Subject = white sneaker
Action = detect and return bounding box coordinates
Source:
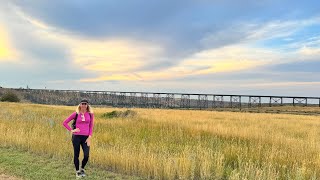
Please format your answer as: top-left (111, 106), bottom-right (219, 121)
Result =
top-left (76, 171), bottom-right (82, 178)
top-left (80, 169), bottom-right (86, 177)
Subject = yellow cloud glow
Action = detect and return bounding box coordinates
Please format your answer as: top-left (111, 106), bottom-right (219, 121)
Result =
top-left (80, 74), bottom-right (142, 82)
top-left (71, 39), bottom-right (162, 73)
top-left (80, 45), bottom-right (275, 82)
top-left (298, 46), bottom-right (320, 56)
top-left (178, 46), bottom-right (272, 75)
top-left (0, 25), bottom-right (17, 60)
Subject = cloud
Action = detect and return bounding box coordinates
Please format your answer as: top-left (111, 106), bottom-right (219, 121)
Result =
top-left (298, 46), bottom-right (320, 57)
top-left (70, 38), bottom-right (163, 73)
top-left (4, 5), bottom-right (166, 81)
top-left (268, 60), bottom-right (320, 74)
top-left (9, 1), bottom-right (190, 38)
top-left (12, 0), bottom-right (312, 60)
top-left (0, 25), bottom-right (18, 61)
top-left (1, 0), bottom-right (320, 96)
top-left (180, 45), bottom-right (273, 71)
top-left (246, 81), bottom-right (320, 88)
top-left (80, 45), bottom-right (279, 82)
top-left (15, 7), bottom-right (319, 84)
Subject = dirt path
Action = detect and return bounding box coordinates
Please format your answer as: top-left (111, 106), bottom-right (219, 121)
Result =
top-left (0, 174), bottom-right (21, 180)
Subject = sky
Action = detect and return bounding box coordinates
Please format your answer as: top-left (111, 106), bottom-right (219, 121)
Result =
top-left (0, 0), bottom-right (319, 97)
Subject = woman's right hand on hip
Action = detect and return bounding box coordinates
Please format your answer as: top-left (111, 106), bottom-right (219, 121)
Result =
top-left (71, 128), bottom-right (80, 133)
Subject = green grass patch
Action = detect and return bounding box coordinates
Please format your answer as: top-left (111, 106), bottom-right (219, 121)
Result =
top-left (0, 146), bottom-right (142, 180)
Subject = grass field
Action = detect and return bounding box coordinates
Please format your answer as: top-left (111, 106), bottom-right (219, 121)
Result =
top-left (1, 102), bottom-right (320, 179)
top-left (0, 146), bottom-right (137, 180)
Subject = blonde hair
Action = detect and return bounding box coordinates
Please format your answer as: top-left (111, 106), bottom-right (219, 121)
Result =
top-left (76, 103), bottom-right (93, 113)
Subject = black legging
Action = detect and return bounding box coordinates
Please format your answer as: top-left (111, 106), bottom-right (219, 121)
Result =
top-left (72, 135), bottom-right (90, 171)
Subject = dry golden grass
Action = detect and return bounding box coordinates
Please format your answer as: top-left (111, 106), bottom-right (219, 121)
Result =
top-left (1, 102), bottom-right (320, 179)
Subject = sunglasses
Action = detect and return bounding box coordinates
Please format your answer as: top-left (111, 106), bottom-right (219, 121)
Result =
top-left (81, 103), bottom-right (88, 105)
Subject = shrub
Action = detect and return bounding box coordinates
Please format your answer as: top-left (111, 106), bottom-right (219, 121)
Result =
top-left (101, 110), bottom-right (137, 119)
top-left (0, 91), bottom-right (20, 102)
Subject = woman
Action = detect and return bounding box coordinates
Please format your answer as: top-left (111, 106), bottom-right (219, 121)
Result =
top-left (63, 99), bottom-right (94, 178)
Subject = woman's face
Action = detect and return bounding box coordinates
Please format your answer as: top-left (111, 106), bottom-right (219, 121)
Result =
top-left (80, 102), bottom-right (88, 111)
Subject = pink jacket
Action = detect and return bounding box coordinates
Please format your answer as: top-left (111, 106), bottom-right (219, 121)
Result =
top-left (63, 112), bottom-right (94, 136)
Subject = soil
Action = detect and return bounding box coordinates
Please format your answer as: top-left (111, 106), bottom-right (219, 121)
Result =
top-left (0, 174), bottom-right (21, 180)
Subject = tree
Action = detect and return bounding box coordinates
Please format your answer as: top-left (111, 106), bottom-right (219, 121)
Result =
top-left (0, 91), bottom-right (20, 102)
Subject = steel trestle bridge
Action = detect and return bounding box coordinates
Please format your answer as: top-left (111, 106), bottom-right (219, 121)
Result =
top-left (2, 88), bottom-right (319, 110)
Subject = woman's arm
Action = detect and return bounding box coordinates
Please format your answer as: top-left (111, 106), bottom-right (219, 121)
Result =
top-left (62, 112), bottom-right (77, 131)
top-left (88, 113), bottom-right (94, 136)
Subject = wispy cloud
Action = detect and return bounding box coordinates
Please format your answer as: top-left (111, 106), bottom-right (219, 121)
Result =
top-left (298, 46), bottom-right (320, 57)
top-left (247, 81), bottom-right (320, 87)
top-left (11, 4), bottom-right (51, 31)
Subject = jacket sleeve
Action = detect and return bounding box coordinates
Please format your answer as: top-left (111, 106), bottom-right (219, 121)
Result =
top-left (88, 113), bottom-right (94, 136)
top-left (62, 112), bottom-right (77, 131)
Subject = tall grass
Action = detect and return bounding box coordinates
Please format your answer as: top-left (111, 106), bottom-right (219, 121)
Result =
top-left (1, 102), bottom-right (320, 179)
